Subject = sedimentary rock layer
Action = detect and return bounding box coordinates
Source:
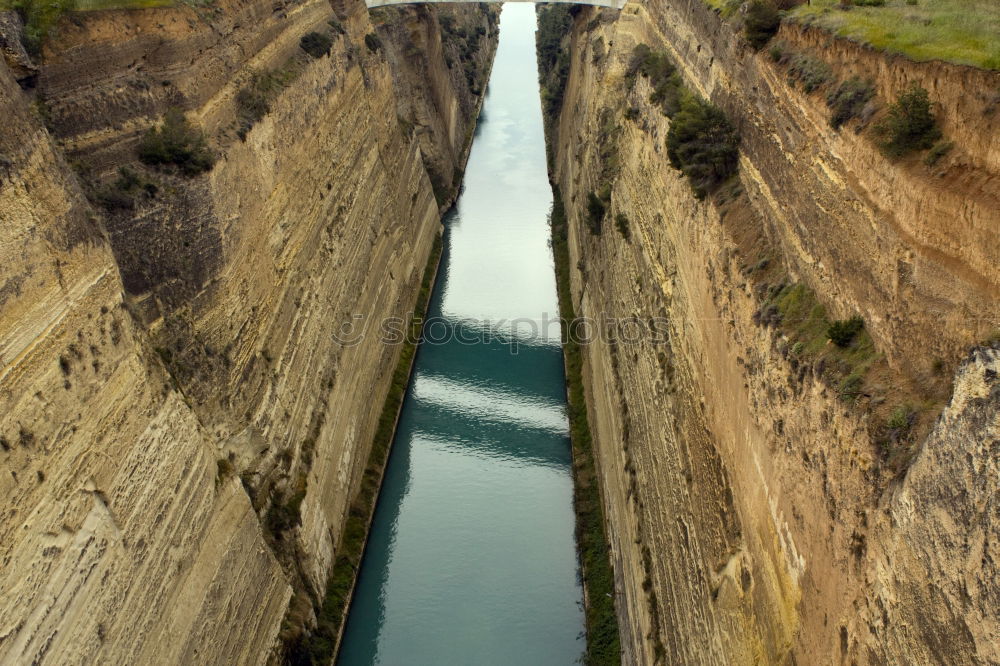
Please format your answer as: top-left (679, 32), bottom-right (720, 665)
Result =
top-left (546, 3), bottom-right (998, 663)
top-left (0, 0), bottom-right (497, 662)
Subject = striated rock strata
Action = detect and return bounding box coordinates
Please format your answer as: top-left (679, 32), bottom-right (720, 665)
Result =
top-left (545, 3), bottom-right (998, 664)
top-left (0, 0), bottom-right (497, 662)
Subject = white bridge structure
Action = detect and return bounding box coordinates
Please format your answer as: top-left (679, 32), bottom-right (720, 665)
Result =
top-left (367, 0), bottom-right (626, 9)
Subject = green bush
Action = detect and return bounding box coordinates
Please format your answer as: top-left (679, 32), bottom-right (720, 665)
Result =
top-left (787, 53), bottom-right (832, 93)
top-left (138, 109), bottom-right (215, 175)
top-left (615, 213), bottom-right (631, 241)
top-left (625, 43), bottom-right (652, 79)
top-left (265, 488), bottom-right (305, 538)
top-left (826, 77), bottom-right (875, 129)
top-left (874, 84), bottom-right (941, 157)
top-left (216, 457), bottom-right (234, 485)
top-left (827, 315), bottom-right (864, 347)
top-left (11, 0), bottom-right (75, 57)
top-left (745, 1), bottom-right (781, 51)
top-left (234, 68), bottom-right (302, 139)
top-left (235, 86), bottom-right (269, 138)
top-left (649, 72), bottom-right (687, 118)
top-left (327, 17), bottom-right (346, 35)
top-left (878, 404), bottom-right (917, 469)
top-left (853, 0), bottom-right (886, 6)
top-left (438, 14), bottom-right (456, 33)
top-left (627, 45), bottom-right (687, 117)
top-left (236, 74), bottom-right (275, 138)
top-left (838, 372), bottom-right (864, 402)
top-left (300, 31), bottom-right (333, 58)
top-left (586, 191), bottom-right (606, 234)
top-left (887, 404), bottom-right (915, 431)
top-left (666, 97), bottom-right (740, 198)
top-left (628, 44), bottom-right (740, 196)
top-left (364, 32), bottom-right (382, 53)
top-left (97, 166), bottom-right (158, 210)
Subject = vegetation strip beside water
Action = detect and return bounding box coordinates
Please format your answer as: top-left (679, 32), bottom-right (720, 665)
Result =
top-left (285, 232), bottom-right (444, 665)
top-left (537, 9), bottom-right (620, 661)
top-left (550, 186), bottom-right (622, 666)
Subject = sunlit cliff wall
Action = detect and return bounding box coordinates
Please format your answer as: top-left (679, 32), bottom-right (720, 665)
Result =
top-left (0, 0), bottom-right (497, 661)
top-left (544, 2), bottom-right (998, 663)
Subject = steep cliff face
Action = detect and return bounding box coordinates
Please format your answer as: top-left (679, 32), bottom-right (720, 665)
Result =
top-left (0, 54), bottom-right (291, 665)
top-left (544, 3), bottom-right (997, 664)
top-left (373, 4), bottom-right (499, 207)
top-left (0, 0), bottom-right (496, 662)
top-left (639, 1), bottom-right (1000, 371)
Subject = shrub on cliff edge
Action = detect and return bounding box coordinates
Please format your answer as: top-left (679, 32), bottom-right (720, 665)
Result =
top-left (873, 84), bottom-right (941, 157)
top-left (826, 77), bottom-right (875, 129)
top-left (96, 166), bottom-right (158, 211)
top-left (787, 52), bottom-right (833, 93)
top-left (666, 97), bottom-right (740, 198)
top-left (615, 213), bottom-right (631, 241)
top-left (923, 140), bottom-right (954, 166)
top-left (364, 32), bottom-right (382, 53)
top-left (586, 191), bottom-right (606, 235)
top-left (744, 1), bottom-right (781, 51)
top-left (300, 31), bottom-right (333, 59)
top-left (627, 45), bottom-right (687, 117)
top-left (138, 109), bottom-right (215, 175)
top-left (11, 0), bottom-right (74, 56)
top-left (827, 315), bottom-right (865, 348)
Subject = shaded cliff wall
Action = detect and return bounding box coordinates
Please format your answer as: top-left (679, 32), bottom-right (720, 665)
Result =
top-left (0, 55), bottom-right (290, 665)
top-left (0, 0), bottom-right (497, 662)
top-left (373, 4), bottom-right (499, 208)
top-left (546, 3), bottom-right (998, 664)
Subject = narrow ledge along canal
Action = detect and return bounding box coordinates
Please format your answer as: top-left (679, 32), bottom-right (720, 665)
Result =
top-left (336, 5), bottom-right (585, 664)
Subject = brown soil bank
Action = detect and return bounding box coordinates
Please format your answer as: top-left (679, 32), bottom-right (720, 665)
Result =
top-left (542, 1), bottom-right (998, 664)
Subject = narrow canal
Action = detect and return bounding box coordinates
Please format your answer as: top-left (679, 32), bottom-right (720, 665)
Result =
top-left (336, 4), bottom-right (585, 664)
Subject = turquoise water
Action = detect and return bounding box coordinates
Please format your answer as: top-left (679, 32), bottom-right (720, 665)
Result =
top-left (335, 5), bottom-right (584, 664)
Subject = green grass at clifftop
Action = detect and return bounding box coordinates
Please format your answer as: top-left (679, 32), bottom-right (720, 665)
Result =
top-left (787, 0), bottom-right (1000, 70)
top-left (699, 0), bottom-right (999, 69)
top-left (73, 0), bottom-right (175, 9)
top-left (0, 0), bottom-right (175, 13)
top-left (1, 0), bottom-right (179, 56)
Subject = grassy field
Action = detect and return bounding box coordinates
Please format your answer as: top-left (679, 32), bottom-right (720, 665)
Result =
top-left (73, 0), bottom-right (175, 10)
top-left (786, 0), bottom-right (1000, 70)
top-left (0, 0), bottom-right (175, 12)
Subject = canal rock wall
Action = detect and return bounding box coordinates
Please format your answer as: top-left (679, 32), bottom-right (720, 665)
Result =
top-left (545, 2), bottom-right (998, 664)
top-left (372, 3), bottom-right (499, 209)
top-left (0, 0), bottom-right (497, 662)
